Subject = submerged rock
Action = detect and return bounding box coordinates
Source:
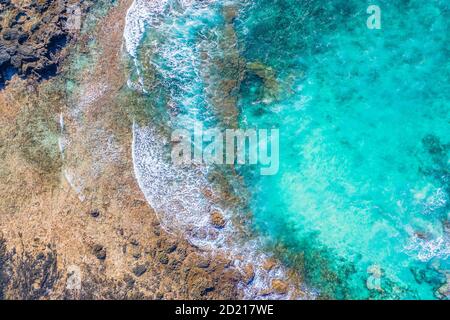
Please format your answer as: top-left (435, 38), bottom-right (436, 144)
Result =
top-left (422, 134), bottom-right (444, 155)
top-left (210, 210), bottom-right (226, 229)
top-left (246, 61), bottom-right (280, 103)
top-left (436, 274), bottom-right (449, 299)
top-left (223, 5), bottom-right (238, 24)
top-left (262, 258), bottom-right (277, 271)
top-left (242, 265), bottom-right (255, 285)
top-left (271, 279), bottom-right (289, 294)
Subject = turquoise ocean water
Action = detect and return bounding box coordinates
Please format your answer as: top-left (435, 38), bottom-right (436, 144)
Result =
top-left (131, 0), bottom-right (449, 299)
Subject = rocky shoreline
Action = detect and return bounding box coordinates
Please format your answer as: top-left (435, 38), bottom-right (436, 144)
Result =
top-left (0, 0), bottom-right (248, 300)
top-left (0, 0), bottom-right (308, 300)
top-left (0, 0), bottom-right (93, 89)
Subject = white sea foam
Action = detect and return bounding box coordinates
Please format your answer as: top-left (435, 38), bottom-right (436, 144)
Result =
top-left (126, 0), bottom-right (314, 299)
top-left (124, 0), bottom-right (213, 57)
top-left (131, 122), bottom-right (228, 247)
top-left (132, 122), bottom-right (313, 299)
top-left (124, 0), bottom-right (166, 58)
top-left (64, 169), bottom-right (86, 202)
top-left (405, 235), bottom-right (450, 262)
top-left (124, 0), bottom-right (219, 128)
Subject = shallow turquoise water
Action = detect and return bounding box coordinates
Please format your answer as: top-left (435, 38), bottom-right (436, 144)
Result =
top-left (237, 0), bottom-right (449, 299)
top-left (134, 0), bottom-right (449, 299)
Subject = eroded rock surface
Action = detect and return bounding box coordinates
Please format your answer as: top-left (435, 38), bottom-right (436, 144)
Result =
top-left (0, 0), bottom-right (246, 300)
top-left (0, 0), bottom-right (308, 301)
top-left (0, 0), bottom-right (91, 88)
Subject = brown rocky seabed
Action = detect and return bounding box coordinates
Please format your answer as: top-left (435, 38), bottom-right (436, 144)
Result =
top-left (0, 0), bottom-right (305, 300)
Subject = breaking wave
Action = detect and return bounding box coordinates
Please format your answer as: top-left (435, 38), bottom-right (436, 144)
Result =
top-left (126, 0), bottom-right (313, 299)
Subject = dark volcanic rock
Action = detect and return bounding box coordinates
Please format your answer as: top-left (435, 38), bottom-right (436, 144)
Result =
top-left (0, 0), bottom-right (91, 89)
top-left (0, 48), bottom-right (10, 66)
top-left (0, 236), bottom-right (9, 300)
top-left (132, 265), bottom-right (148, 277)
top-left (158, 252), bottom-right (169, 265)
top-left (0, 238), bottom-right (59, 300)
top-left (90, 209), bottom-right (100, 218)
top-left (2, 29), bottom-right (19, 41)
top-left (92, 245), bottom-right (107, 260)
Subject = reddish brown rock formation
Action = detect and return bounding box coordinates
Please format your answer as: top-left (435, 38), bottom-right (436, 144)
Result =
top-left (210, 210), bottom-right (226, 229)
top-left (0, 0), bottom-right (245, 300)
top-left (271, 279), bottom-right (289, 294)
